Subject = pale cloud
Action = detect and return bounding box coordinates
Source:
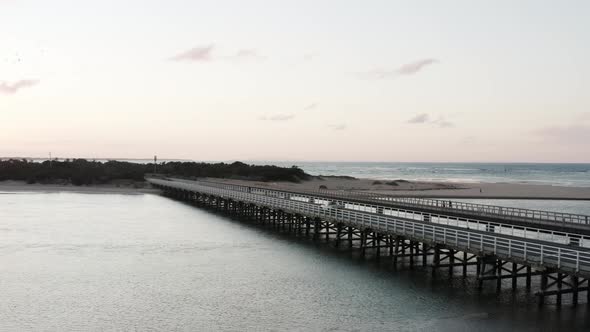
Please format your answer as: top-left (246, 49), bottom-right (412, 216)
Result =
top-left (328, 123), bottom-right (347, 131)
top-left (407, 113), bottom-right (430, 124)
top-left (171, 45), bottom-right (265, 62)
top-left (170, 45), bottom-right (214, 62)
top-left (303, 103), bottom-right (318, 111)
top-left (433, 116), bottom-right (454, 128)
top-left (359, 58), bottom-right (438, 79)
top-left (0, 79), bottom-right (39, 95)
top-left (407, 113), bottom-right (454, 128)
top-left (259, 104), bottom-right (316, 122)
top-left (258, 113), bottom-right (295, 121)
top-left (229, 49), bottom-right (265, 61)
top-left (395, 59), bottom-right (438, 75)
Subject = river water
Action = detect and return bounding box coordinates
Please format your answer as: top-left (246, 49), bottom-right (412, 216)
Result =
top-left (1, 192), bottom-right (590, 331)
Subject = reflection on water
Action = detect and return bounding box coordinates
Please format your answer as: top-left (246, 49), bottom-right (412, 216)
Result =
top-left (1, 192), bottom-right (589, 331)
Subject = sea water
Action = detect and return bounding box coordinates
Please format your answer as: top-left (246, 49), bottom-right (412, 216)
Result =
top-left (264, 162), bottom-right (590, 187)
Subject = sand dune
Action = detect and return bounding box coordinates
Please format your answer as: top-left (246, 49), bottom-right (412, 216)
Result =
top-left (207, 177), bottom-right (590, 200)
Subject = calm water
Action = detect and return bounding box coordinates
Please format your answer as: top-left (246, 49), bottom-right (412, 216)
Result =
top-left (261, 162), bottom-right (590, 187)
top-left (2, 192), bottom-right (590, 331)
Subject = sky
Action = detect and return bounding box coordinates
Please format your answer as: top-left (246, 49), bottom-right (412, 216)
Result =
top-left (1, 0), bottom-right (589, 162)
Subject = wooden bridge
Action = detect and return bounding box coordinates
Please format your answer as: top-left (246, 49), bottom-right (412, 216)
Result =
top-left (148, 176), bottom-right (590, 307)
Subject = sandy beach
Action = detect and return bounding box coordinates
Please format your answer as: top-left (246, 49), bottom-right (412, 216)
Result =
top-left (206, 177), bottom-right (590, 200)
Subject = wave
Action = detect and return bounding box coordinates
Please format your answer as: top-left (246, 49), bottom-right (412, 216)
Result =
top-left (294, 162), bottom-right (590, 187)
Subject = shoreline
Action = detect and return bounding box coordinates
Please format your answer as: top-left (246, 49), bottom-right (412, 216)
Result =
top-left (207, 177), bottom-right (590, 201)
top-left (0, 181), bottom-right (159, 195)
top-left (2, 178), bottom-right (590, 200)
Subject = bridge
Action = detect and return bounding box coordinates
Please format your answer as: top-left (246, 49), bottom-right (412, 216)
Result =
top-left (148, 176), bottom-right (590, 307)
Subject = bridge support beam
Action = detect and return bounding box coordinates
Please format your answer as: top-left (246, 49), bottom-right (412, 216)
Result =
top-left (536, 271), bottom-right (590, 307)
top-left (156, 184), bottom-right (590, 307)
top-left (431, 247), bottom-right (477, 277)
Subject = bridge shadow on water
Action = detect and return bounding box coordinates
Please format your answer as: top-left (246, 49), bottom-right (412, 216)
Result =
top-left (173, 198), bottom-right (590, 331)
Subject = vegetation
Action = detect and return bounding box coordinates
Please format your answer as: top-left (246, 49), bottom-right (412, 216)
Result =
top-left (0, 159), bottom-right (310, 185)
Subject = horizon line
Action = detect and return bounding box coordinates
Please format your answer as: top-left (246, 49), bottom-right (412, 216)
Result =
top-left (1, 156), bottom-right (589, 165)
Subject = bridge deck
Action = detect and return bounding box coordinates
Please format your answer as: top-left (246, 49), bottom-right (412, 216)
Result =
top-left (148, 177), bottom-right (590, 279)
top-left (199, 179), bottom-right (590, 234)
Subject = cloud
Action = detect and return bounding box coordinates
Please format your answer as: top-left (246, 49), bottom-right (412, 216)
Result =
top-left (171, 45), bottom-right (265, 63)
top-left (229, 49), bottom-right (265, 61)
top-left (359, 58), bottom-right (438, 79)
top-left (170, 45), bottom-right (214, 62)
top-left (303, 103), bottom-right (317, 111)
top-left (328, 123), bottom-right (347, 131)
top-left (395, 59), bottom-right (438, 75)
top-left (0, 79), bottom-right (39, 95)
top-left (533, 125), bottom-right (590, 143)
top-left (259, 113), bottom-right (295, 121)
top-left (433, 117), bottom-right (454, 128)
top-left (407, 113), bottom-right (454, 128)
top-left (407, 113), bottom-right (430, 124)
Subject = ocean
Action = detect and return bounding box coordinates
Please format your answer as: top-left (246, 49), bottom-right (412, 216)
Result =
top-left (260, 162), bottom-right (590, 187)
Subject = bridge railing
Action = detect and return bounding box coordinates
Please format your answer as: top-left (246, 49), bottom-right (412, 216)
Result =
top-left (152, 178), bottom-right (590, 248)
top-left (347, 193), bottom-right (590, 225)
top-left (192, 178), bottom-right (590, 226)
top-left (150, 178), bottom-right (590, 277)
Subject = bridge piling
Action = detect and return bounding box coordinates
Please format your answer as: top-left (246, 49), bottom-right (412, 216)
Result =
top-left (432, 245), bottom-right (441, 277)
top-left (360, 231), bottom-right (368, 258)
top-left (151, 179), bottom-right (590, 308)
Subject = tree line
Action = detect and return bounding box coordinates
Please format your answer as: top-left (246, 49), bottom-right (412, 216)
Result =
top-left (0, 159), bottom-right (310, 185)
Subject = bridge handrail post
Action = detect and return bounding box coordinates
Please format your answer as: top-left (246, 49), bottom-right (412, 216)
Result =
top-left (524, 242), bottom-right (527, 260)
